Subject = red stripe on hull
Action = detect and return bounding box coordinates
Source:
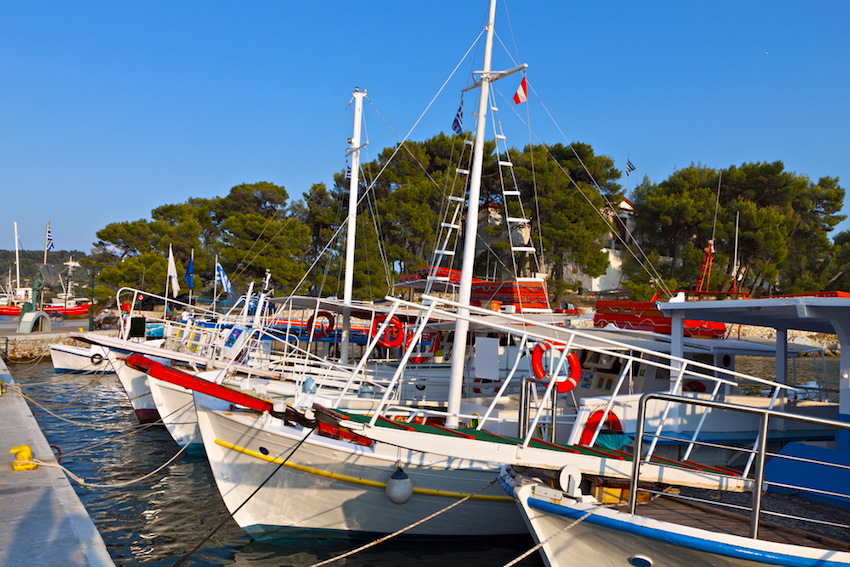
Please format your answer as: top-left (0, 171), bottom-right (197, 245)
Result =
top-left (125, 354), bottom-right (272, 413)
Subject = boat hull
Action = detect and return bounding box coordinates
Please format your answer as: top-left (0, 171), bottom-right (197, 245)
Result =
top-left (49, 344), bottom-right (112, 373)
top-left (148, 377), bottom-right (202, 446)
top-left (509, 479), bottom-right (850, 567)
top-left (195, 393), bottom-right (527, 539)
top-left (106, 349), bottom-right (160, 423)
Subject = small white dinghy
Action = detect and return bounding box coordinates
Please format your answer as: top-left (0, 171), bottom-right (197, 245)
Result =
top-left (49, 344), bottom-right (112, 373)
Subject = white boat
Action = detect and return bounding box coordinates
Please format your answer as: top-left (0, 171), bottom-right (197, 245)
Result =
top-left (49, 343), bottom-right (112, 373)
top-left (128, 0), bottom-right (850, 543)
top-left (501, 388), bottom-right (850, 566)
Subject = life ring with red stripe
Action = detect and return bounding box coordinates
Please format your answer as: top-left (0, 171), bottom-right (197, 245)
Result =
top-left (371, 315), bottom-right (404, 348)
top-left (531, 343), bottom-right (581, 394)
top-left (683, 380), bottom-right (707, 393)
top-left (404, 331), bottom-right (440, 364)
top-left (307, 311), bottom-right (334, 339)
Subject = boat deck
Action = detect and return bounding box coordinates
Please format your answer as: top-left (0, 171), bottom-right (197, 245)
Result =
top-left (634, 494), bottom-right (850, 552)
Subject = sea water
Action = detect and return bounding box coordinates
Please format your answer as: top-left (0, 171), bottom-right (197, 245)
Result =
top-left (9, 361), bottom-right (542, 567)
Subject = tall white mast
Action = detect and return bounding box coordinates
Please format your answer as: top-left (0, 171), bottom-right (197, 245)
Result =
top-left (14, 221), bottom-right (20, 292)
top-left (341, 88), bottom-right (366, 364)
top-left (445, 0), bottom-right (498, 428)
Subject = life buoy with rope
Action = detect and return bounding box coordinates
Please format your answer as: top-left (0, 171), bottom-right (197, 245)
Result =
top-left (531, 343), bottom-right (581, 394)
top-left (404, 331), bottom-right (440, 364)
top-left (307, 311), bottom-right (334, 339)
top-left (90, 352), bottom-right (104, 365)
top-left (370, 315), bottom-right (404, 348)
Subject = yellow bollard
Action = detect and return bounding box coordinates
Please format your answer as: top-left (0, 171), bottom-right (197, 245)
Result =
top-left (9, 445), bottom-right (37, 471)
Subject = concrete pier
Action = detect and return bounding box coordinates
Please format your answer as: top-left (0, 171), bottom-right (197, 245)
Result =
top-left (0, 359), bottom-right (114, 566)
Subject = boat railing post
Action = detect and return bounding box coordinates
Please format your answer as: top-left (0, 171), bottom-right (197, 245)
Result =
top-left (750, 411), bottom-right (769, 539)
top-left (629, 393), bottom-right (650, 515)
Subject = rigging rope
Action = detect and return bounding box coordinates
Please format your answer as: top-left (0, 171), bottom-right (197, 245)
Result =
top-left (496, 83), bottom-right (671, 294)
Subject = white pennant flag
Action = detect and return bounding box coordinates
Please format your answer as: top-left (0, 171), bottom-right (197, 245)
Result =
top-left (166, 244), bottom-right (180, 298)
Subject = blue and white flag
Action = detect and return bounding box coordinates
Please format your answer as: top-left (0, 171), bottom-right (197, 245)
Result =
top-left (345, 165), bottom-right (351, 180)
top-left (452, 98), bottom-right (463, 136)
top-left (215, 259), bottom-right (232, 296)
top-left (626, 159), bottom-right (636, 176)
top-left (46, 226), bottom-right (55, 252)
top-left (184, 249), bottom-right (194, 290)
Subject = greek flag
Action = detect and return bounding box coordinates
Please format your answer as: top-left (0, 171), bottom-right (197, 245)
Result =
top-left (452, 98), bottom-right (463, 136)
top-left (215, 260), bottom-right (232, 296)
top-left (46, 227), bottom-right (55, 252)
top-left (345, 165), bottom-right (351, 180)
top-left (626, 159), bottom-right (636, 176)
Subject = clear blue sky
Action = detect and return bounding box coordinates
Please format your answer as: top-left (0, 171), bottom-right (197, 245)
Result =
top-left (2, 1), bottom-right (848, 255)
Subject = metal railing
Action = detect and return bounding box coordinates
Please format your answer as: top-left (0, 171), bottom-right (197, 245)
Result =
top-left (629, 392), bottom-right (850, 539)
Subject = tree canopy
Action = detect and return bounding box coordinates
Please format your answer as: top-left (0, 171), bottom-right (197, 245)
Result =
top-left (82, 138), bottom-right (846, 305)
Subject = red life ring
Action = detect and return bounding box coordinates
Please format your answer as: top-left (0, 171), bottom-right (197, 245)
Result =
top-left (137, 294), bottom-right (144, 301)
top-left (472, 378), bottom-right (502, 394)
top-left (683, 380), bottom-right (707, 393)
top-left (307, 311), bottom-right (334, 339)
top-left (404, 331), bottom-right (441, 364)
top-left (531, 343), bottom-right (581, 394)
top-left (371, 315), bottom-right (404, 348)
top-left (579, 409), bottom-right (623, 446)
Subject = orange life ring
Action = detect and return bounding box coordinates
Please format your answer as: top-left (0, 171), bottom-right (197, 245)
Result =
top-left (531, 343), bottom-right (581, 394)
top-left (307, 310), bottom-right (334, 339)
top-left (404, 331), bottom-right (440, 364)
top-left (371, 315), bottom-right (404, 348)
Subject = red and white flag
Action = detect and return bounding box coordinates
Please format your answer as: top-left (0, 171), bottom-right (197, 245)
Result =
top-left (513, 77), bottom-right (528, 104)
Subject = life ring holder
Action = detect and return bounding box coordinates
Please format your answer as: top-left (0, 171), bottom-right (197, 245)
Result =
top-left (307, 311), bottom-right (334, 339)
top-left (90, 352), bottom-right (104, 366)
top-left (404, 331), bottom-right (440, 364)
top-left (531, 342), bottom-right (581, 394)
top-left (370, 315), bottom-right (404, 349)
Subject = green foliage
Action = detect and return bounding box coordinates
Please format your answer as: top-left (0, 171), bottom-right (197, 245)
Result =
top-left (79, 133), bottom-right (846, 303)
top-left (629, 161), bottom-right (846, 298)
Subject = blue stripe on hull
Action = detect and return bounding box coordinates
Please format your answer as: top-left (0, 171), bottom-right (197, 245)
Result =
top-left (527, 497), bottom-right (847, 567)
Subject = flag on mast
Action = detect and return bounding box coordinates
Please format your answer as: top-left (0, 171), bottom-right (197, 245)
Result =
top-left (452, 98), bottom-right (463, 135)
top-left (184, 249), bottom-right (194, 290)
top-left (215, 258), bottom-right (232, 296)
top-left (166, 244), bottom-right (180, 298)
top-left (513, 77), bottom-right (528, 104)
top-left (626, 158), bottom-right (636, 176)
top-left (46, 225), bottom-right (55, 252)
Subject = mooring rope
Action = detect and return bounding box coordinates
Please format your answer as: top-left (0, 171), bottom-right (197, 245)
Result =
top-left (60, 400), bottom-right (196, 459)
top-left (502, 503), bottom-right (609, 567)
top-left (309, 476), bottom-right (500, 567)
top-left (25, 429), bottom-right (199, 489)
